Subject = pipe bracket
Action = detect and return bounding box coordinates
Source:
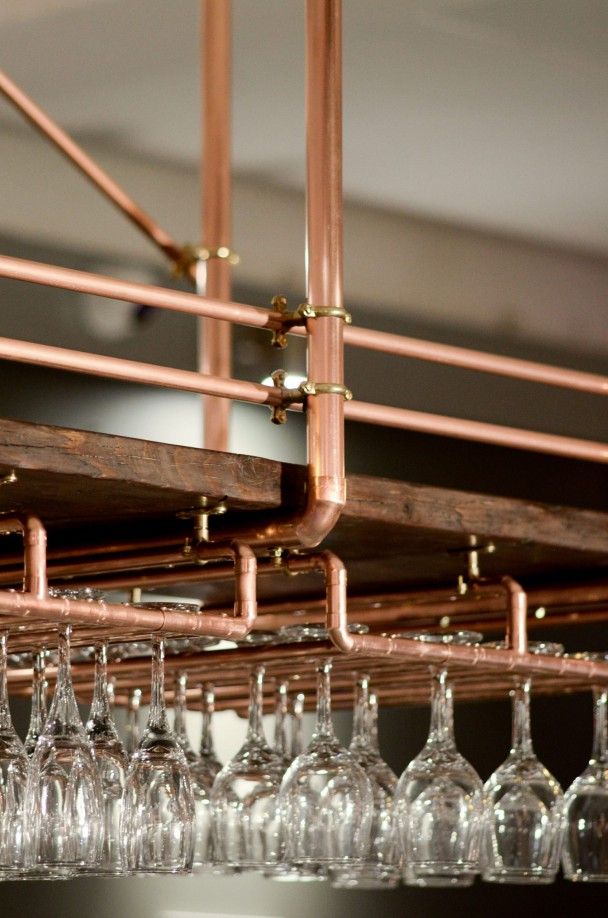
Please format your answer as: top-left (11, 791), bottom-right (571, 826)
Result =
top-left (269, 295), bottom-right (351, 349)
top-left (172, 244), bottom-right (240, 279)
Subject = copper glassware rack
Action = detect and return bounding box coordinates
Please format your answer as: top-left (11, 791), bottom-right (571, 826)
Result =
top-left (0, 0), bottom-right (607, 713)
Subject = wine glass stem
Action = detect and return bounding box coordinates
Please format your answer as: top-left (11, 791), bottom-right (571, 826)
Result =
top-left (200, 683), bottom-right (215, 756)
top-left (0, 632), bottom-right (12, 730)
top-left (351, 674), bottom-right (370, 745)
top-left (314, 662), bottom-right (334, 739)
top-left (148, 637), bottom-right (169, 732)
top-left (274, 680), bottom-right (290, 757)
top-left (592, 686), bottom-right (608, 762)
top-left (428, 667), bottom-right (454, 744)
top-left (511, 677), bottom-right (533, 754)
top-left (90, 641), bottom-right (111, 721)
top-left (246, 666), bottom-right (266, 741)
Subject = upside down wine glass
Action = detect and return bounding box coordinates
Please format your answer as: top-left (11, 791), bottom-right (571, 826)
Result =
top-left (26, 624), bottom-right (103, 876)
top-left (174, 672), bottom-right (213, 869)
top-left (198, 683), bottom-right (222, 781)
top-left (212, 666), bottom-right (284, 872)
top-left (331, 676), bottom-right (400, 889)
top-left (482, 642), bottom-right (564, 884)
top-left (0, 631), bottom-right (29, 876)
top-left (562, 653), bottom-right (608, 882)
top-left (84, 640), bottom-right (128, 875)
top-left (279, 661), bottom-right (373, 871)
top-left (394, 631), bottom-right (485, 888)
top-left (24, 650), bottom-right (48, 756)
top-left (121, 637), bottom-right (194, 874)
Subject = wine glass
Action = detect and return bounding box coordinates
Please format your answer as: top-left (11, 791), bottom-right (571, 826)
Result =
top-left (174, 672), bottom-right (213, 870)
top-left (562, 652), bottom-right (608, 881)
top-left (124, 687), bottom-right (142, 755)
top-left (331, 677), bottom-right (400, 889)
top-left (83, 640), bottom-right (128, 875)
top-left (212, 665), bottom-right (284, 871)
top-left (25, 623), bottom-right (104, 876)
top-left (0, 631), bottom-right (29, 876)
top-left (394, 631), bottom-right (484, 888)
top-left (279, 661), bottom-right (373, 871)
top-left (24, 650), bottom-right (48, 756)
top-left (121, 637), bottom-right (194, 874)
top-left (197, 683), bottom-right (222, 781)
top-left (482, 641), bottom-right (564, 885)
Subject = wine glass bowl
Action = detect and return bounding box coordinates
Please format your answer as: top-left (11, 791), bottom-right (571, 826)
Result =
top-left (211, 666), bottom-right (284, 871)
top-left (26, 624), bottom-right (104, 876)
top-left (481, 642), bottom-right (565, 885)
top-left (84, 640), bottom-right (128, 875)
top-left (562, 653), bottom-right (608, 882)
top-left (279, 661), bottom-right (373, 870)
top-left (394, 631), bottom-right (485, 888)
top-left (121, 637), bottom-right (194, 875)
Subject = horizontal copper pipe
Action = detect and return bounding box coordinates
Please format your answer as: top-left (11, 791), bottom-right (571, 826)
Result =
top-left (0, 71), bottom-right (185, 269)
top-left (0, 254), bottom-right (284, 330)
top-left (343, 325), bottom-right (608, 397)
top-left (0, 335), bottom-right (281, 407)
top-left (345, 399), bottom-right (608, 463)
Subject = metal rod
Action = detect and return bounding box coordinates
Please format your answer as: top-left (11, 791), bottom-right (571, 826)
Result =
top-left (0, 254), bottom-right (281, 329)
top-left (200, 0), bottom-right (233, 451)
top-left (0, 335), bottom-right (282, 407)
top-left (345, 400), bottom-right (608, 463)
top-left (0, 70), bottom-right (186, 270)
top-left (343, 325), bottom-right (608, 397)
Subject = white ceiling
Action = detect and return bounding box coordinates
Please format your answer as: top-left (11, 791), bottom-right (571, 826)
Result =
top-left (2, 0), bottom-right (608, 255)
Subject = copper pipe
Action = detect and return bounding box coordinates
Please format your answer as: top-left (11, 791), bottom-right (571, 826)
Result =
top-left (343, 325), bottom-right (608, 397)
top-left (497, 576), bottom-right (527, 655)
top-left (345, 400), bottom-right (608, 464)
top-left (0, 540), bottom-right (257, 640)
top-left (0, 514), bottom-right (47, 599)
top-left (210, 0), bottom-right (346, 550)
top-left (0, 255), bottom-right (283, 330)
top-left (324, 562), bottom-right (608, 684)
top-left (0, 70), bottom-right (186, 270)
top-left (0, 335), bottom-right (282, 407)
top-left (200, 0), bottom-right (233, 451)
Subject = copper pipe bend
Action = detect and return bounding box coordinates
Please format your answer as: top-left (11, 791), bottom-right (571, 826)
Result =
top-left (0, 514), bottom-right (47, 600)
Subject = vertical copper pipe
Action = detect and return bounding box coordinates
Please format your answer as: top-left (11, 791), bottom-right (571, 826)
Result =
top-left (200, 0), bottom-right (233, 451)
top-left (502, 576), bottom-right (528, 655)
top-left (0, 515), bottom-right (47, 600)
top-left (300, 0), bottom-right (346, 545)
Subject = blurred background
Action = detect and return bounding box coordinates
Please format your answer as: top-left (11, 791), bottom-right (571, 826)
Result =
top-left (0, 0), bottom-right (607, 914)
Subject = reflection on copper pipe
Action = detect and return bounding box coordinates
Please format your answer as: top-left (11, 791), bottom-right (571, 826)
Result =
top-left (345, 400), bottom-right (608, 464)
top-left (200, 0), bottom-right (233, 452)
top-left (343, 325), bottom-right (608, 397)
top-left (0, 254), bottom-right (283, 330)
top-left (0, 335), bottom-right (282, 407)
top-left (0, 71), bottom-right (185, 269)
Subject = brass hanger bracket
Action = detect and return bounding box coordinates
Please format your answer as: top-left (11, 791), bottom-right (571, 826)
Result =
top-left (270, 294), bottom-right (352, 349)
top-left (269, 369), bottom-right (352, 425)
top-left (172, 244), bottom-right (240, 279)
